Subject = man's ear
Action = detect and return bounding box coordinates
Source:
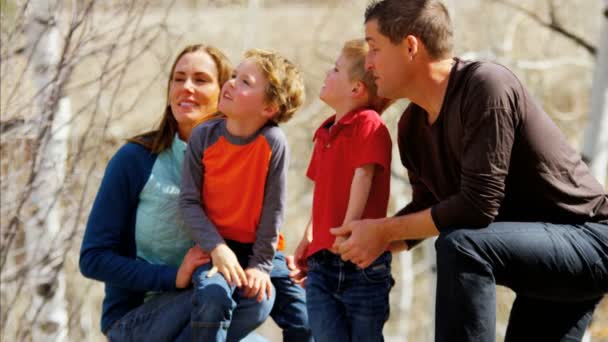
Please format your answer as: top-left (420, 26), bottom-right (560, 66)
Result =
top-left (405, 35), bottom-right (419, 59)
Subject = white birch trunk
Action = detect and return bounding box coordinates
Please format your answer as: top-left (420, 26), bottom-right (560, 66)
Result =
top-left (26, 0), bottom-right (71, 339)
top-left (582, 3), bottom-right (608, 188)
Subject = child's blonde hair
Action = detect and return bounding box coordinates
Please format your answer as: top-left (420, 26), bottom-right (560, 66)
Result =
top-left (341, 39), bottom-right (392, 113)
top-left (244, 49), bottom-right (306, 124)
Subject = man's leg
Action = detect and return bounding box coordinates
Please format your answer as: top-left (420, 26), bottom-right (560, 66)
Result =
top-left (434, 222), bottom-right (608, 342)
top-left (270, 252), bottom-right (313, 342)
top-left (106, 290), bottom-right (192, 342)
top-left (191, 263), bottom-right (236, 342)
top-left (505, 295), bottom-right (600, 342)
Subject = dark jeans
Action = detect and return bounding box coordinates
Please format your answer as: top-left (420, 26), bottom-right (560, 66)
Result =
top-left (306, 250), bottom-right (393, 342)
top-left (270, 252), bottom-right (313, 342)
top-left (435, 221), bottom-right (608, 342)
top-left (106, 290), bottom-right (192, 342)
top-left (191, 262), bottom-right (275, 342)
top-left (106, 251), bottom-right (310, 342)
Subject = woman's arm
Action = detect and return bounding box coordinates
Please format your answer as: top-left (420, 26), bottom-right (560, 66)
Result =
top-left (79, 144), bottom-right (179, 292)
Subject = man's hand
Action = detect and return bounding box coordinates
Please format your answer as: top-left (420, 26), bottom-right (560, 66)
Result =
top-left (243, 268), bottom-right (273, 302)
top-left (176, 246), bottom-right (211, 289)
top-left (209, 244), bottom-right (248, 287)
top-left (330, 218), bottom-right (389, 268)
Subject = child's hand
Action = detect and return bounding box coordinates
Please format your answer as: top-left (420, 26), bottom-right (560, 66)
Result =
top-left (294, 237), bottom-right (311, 271)
top-left (331, 234), bottom-right (350, 254)
top-left (209, 244), bottom-right (248, 287)
top-left (176, 246), bottom-right (211, 289)
top-left (243, 268), bottom-right (273, 302)
top-left (286, 254), bottom-right (307, 288)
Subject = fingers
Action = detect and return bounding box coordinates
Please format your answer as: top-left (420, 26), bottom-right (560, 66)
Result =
top-left (207, 266), bottom-right (218, 278)
top-left (261, 280), bottom-right (272, 303)
top-left (239, 266), bottom-right (250, 288)
top-left (329, 224), bottom-right (351, 237)
top-left (285, 255), bottom-right (297, 271)
top-left (293, 275), bottom-right (306, 288)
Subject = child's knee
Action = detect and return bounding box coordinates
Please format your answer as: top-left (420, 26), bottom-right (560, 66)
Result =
top-left (192, 283), bottom-right (235, 322)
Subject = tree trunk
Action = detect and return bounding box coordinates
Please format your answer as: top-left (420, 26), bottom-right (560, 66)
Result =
top-left (25, 0), bottom-right (71, 339)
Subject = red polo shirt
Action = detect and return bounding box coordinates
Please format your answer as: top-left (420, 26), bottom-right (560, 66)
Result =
top-left (306, 108), bottom-right (392, 258)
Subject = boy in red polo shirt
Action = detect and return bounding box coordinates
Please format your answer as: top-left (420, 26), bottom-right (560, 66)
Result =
top-left (293, 39), bottom-right (393, 342)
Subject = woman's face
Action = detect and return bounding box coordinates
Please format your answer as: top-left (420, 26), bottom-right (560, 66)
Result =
top-left (169, 51), bottom-right (221, 138)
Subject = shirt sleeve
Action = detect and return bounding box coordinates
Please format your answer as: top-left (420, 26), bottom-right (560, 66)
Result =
top-left (352, 112), bottom-right (392, 171)
top-left (79, 144), bottom-right (178, 292)
top-left (431, 66), bottom-right (520, 230)
top-left (179, 125), bottom-right (225, 252)
top-left (248, 128), bottom-right (286, 272)
top-left (394, 170), bottom-right (438, 250)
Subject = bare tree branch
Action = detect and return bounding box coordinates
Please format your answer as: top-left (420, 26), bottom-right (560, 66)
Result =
top-left (490, 0), bottom-right (596, 55)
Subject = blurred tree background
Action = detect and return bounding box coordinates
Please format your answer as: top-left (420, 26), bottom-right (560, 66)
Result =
top-left (1, 0), bottom-right (606, 341)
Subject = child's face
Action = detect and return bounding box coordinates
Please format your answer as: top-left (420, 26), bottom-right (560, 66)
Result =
top-left (218, 58), bottom-right (273, 120)
top-left (320, 53), bottom-right (356, 107)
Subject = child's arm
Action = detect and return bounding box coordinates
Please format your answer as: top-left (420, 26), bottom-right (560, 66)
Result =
top-left (289, 218), bottom-right (312, 288)
top-left (332, 164), bottom-right (375, 250)
top-left (179, 124), bottom-right (247, 287)
top-left (343, 164), bottom-right (375, 223)
top-left (294, 218), bottom-right (312, 270)
top-left (244, 129), bottom-right (288, 300)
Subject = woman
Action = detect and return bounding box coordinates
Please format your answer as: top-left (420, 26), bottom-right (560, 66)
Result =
top-left (80, 44), bottom-right (311, 341)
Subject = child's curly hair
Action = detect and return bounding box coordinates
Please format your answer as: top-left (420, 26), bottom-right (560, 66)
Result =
top-left (244, 49), bottom-right (305, 124)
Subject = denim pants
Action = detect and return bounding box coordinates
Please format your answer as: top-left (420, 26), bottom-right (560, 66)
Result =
top-left (435, 221), bottom-right (608, 342)
top-left (105, 290), bottom-right (192, 342)
top-left (105, 252), bottom-right (308, 342)
top-left (270, 252), bottom-right (313, 342)
top-left (191, 261), bottom-right (275, 342)
top-left (306, 250), bottom-right (393, 342)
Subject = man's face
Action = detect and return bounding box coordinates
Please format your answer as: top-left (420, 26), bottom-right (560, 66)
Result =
top-left (365, 19), bottom-right (411, 100)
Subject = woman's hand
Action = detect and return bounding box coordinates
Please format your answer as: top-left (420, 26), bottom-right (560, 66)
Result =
top-left (243, 268), bottom-right (273, 302)
top-left (176, 246), bottom-right (210, 289)
top-left (208, 244), bottom-right (248, 287)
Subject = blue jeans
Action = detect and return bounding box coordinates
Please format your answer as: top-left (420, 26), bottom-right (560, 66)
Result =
top-left (306, 250), bottom-right (393, 342)
top-left (435, 222), bottom-right (608, 342)
top-left (192, 262), bottom-right (275, 342)
top-left (270, 252), bottom-right (313, 342)
top-left (106, 290), bottom-right (192, 342)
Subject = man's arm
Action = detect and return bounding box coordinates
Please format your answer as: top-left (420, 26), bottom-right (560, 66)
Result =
top-left (332, 208), bottom-right (439, 268)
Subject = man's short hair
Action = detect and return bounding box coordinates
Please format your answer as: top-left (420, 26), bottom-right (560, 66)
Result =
top-left (365, 0), bottom-right (453, 60)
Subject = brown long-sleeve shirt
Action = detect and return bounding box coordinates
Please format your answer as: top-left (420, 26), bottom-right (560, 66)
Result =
top-left (397, 58), bottom-right (608, 231)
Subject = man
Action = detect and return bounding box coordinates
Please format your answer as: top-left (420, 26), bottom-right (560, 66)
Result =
top-left (330, 1), bottom-right (608, 341)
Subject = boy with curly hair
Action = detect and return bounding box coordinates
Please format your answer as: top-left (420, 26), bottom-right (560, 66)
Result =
top-left (179, 48), bottom-right (305, 341)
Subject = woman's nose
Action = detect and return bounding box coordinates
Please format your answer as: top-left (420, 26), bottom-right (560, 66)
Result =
top-left (184, 78), bottom-right (195, 91)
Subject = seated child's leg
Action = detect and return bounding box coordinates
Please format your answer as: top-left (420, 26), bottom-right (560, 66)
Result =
top-left (305, 251), bottom-right (350, 342)
top-left (191, 263), bottom-right (237, 342)
top-left (344, 251), bottom-right (393, 342)
top-left (269, 252), bottom-right (313, 342)
top-left (227, 284), bottom-right (276, 341)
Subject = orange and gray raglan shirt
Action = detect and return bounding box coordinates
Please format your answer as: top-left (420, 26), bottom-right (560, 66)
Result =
top-left (179, 118), bottom-right (287, 273)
